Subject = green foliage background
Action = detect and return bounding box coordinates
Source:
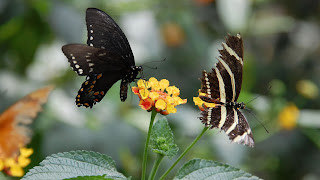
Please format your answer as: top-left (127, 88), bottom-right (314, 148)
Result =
top-left (1, 0), bottom-right (320, 179)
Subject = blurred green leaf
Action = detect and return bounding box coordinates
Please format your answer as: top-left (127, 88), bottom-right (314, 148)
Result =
top-left (301, 128), bottom-right (320, 149)
top-left (22, 150), bottom-right (126, 180)
top-left (174, 159), bottom-right (261, 180)
top-left (66, 175), bottom-right (115, 180)
top-left (150, 118), bottom-right (179, 159)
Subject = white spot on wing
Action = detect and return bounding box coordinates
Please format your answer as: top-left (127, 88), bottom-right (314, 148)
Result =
top-left (78, 69), bottom-right (83, 74)
top-left (204, 71), bottom-right (212, 98)
top-left (75, 64), bottom-right (80, 69)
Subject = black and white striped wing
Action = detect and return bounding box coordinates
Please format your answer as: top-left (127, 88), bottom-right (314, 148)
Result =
top-left (200, 107), bottom-right (254, 147)
top-left (200, 34), bottom-right (243, 103)
top-left (199, 34), bottom-right (254, 147)
top-left (86, 8), bottom-right (135, 67)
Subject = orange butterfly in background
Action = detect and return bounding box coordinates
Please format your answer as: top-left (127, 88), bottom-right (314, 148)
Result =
top-left (0, 86), bottom-right (53, 177)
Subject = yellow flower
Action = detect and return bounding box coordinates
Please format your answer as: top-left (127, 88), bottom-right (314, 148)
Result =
top-left (132, 77), bottom-right (187, 115)
top-left (278, 103), bottom-right (299, 130)
top-left (155, 99), bottom-right (166, 110)
top-left (296, 80), bottom-right (318, 99)
top-left (9, 165), bottom-right (24, 177)
top-left (193, 90), bottom-right (216, 111)
top-left (0, 160), bottom-right (3, 171)
top-left (0, 147), bottom-right (33, 177)
top-left (20, 147), bottom-right (33, 158)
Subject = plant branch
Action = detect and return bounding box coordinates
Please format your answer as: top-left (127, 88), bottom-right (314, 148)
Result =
top-left (141, 109), bottom-right (157, 180)
top-left (159, 126), bottom-right (209, 180)
top-left (148, 154), bottom-right (164, 180)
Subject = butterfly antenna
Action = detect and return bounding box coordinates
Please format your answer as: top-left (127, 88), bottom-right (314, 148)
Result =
top-left (140, 58), bottom-right (166, 70)
top-left (141, 64), bottom-right (157, 70)
top-left (143, 58), bottom-right (166, 64)
top-left (244, 108), bottom-right (269, 133)
top-left (246, 85), bottom-right (272, 105)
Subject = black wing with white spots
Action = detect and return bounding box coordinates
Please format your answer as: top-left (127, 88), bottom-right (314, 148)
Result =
top-left (62, 8), bottom-right (142, 108)
top-left (86, 8), bottom-right (135, 67)
top-left (62, 44), bottom-right (130, 76)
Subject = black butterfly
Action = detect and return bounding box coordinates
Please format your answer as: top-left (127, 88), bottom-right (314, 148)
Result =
top-left (62, 8), bottom-right (142, 108)
top-left (199, 34), bottom-right (254, 147)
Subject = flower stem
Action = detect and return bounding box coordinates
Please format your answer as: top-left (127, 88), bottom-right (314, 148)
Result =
top-left (159, 126), bottom-right (209, 180)
top-left (141, 109), bottom-right (157, 180)
top-left (148, 154), bottom-right (164, 180)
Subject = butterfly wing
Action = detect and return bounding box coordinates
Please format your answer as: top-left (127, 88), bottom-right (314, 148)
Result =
top-left (76, 72), bottom-right (124, 108)
top-left (0, 86), bottom-right (53, 159)
top-left (200, 34), bottom-right (244, 103)
top-left (62, 44), bottom-right (129, 76)
top-left (199, 34), bottom-right (254, 147)
top-left (201, 107), bottom-right (254, 147)
top-left (86, 8), bottom-right (135, 67)
top-left (63, 8), bottom-right (140, 107)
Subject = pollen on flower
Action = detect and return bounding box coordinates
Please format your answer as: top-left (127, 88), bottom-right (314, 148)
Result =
top-left (132, 77), bottom-right (187, 115)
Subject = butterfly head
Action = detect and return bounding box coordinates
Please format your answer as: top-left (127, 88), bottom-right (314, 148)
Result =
top-left (237, 102), bottom-right (246, 109)
top-left (129, 66), bottom-right (143, 81)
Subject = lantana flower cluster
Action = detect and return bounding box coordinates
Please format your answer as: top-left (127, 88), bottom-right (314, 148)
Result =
top-left (132, 77), bottom-right (187, 115)
top-left (193, 90), bottom-right (216, 111)
top-left (0, 147), bottom-right (33, 177)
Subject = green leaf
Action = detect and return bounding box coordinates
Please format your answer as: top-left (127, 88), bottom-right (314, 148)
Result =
top-left (22, 150), bottom-right (127, 180)
top-left (174, 159), bottom-right (261, 180)
top-left (150, 118), bottom-right (179, 159)
top-left (66, 175), bottom-right (114, 180)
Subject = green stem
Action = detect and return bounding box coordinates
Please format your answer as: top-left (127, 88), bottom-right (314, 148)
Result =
top-left (159, 126), bottom-right (209, 180)
top-left (141, 109), bottom-right (157, 180)
top-left (148, 154), bottom-right (164, 180)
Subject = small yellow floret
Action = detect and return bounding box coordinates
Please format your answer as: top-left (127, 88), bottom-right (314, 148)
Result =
top-left (155, 99), bottom-right (166, 110)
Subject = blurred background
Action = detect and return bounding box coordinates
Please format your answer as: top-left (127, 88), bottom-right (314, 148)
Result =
top-left (0, 0), bottom-right (320, 179)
